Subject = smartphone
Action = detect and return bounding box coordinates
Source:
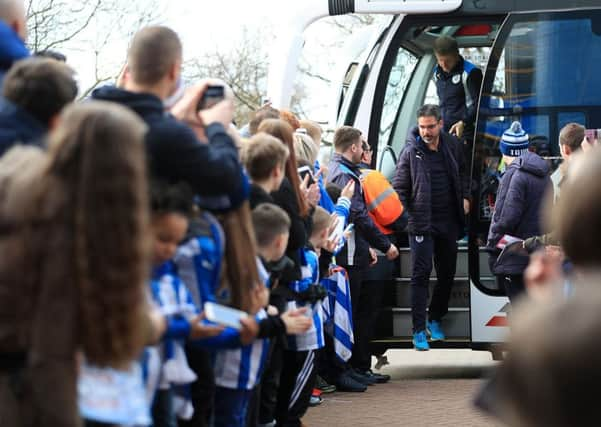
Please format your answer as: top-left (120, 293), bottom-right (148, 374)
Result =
top-left (585, 128), bottom-right (601, 144)
top-left (297, 165), bottom-right (315, 186)
top-left (197, 85), bottom-right (225, 111)
top-left (203, 301), bottom-right (247, 330)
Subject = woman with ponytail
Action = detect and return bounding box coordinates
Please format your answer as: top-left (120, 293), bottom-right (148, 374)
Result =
top-left (0, 101), bottom-right (151, 427)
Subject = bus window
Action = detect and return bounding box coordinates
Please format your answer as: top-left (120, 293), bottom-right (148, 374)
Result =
top-left (471, 9), bottom-right (601, 292)
top-left (378, 47), bottom-right (418, 148)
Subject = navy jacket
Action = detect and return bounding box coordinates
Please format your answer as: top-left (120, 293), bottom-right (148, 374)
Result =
top-left (0, 98), bottom-right (46, 158)
top-left (487, 152), bottom-right (551, 274)
top-left (92, 86), bottom-right (242, 197)
top-left (434, 57), bottom-right (482, 138)
top-left (392, 127), bottom-right (469, 238)
top-left (0, 21), bottom-right (29, 89)
top-left (328, 153), bottom-right (391, 268)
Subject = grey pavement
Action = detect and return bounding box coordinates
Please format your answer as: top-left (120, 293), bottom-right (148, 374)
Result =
top-left (303, 349), bottom-right (502, 426)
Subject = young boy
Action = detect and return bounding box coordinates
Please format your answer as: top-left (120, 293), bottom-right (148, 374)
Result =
top-left (250, 203), bottom-right (313, 427)
top-left (241, 132), bottom-right (289, 208)
top-left (274, 206), bottom-right (335, 427)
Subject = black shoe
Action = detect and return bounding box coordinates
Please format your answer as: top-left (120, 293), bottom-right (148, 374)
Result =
top-left (348, 368), bottom-right (377, 386)
top-left (359, 369), bottom-right (390, 384)
top-left (335, 372), bottom-right (367, 392)
top-left (316, 375), bottom-right (337, 393)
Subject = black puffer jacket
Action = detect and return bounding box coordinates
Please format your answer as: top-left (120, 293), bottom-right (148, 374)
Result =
top-left (487, 152), bottom-right (551, 274)
top-left (392, 127), bottom-right (469, 238)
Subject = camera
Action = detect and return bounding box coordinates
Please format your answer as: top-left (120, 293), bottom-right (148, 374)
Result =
top-left (197, 85), bottom-right (225, 111)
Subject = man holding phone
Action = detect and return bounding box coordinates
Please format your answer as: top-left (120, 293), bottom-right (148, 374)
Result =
top-left (92, 26), bottom-right (242, 199)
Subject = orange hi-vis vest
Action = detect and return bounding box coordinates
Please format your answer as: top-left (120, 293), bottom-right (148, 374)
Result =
top-left (359, 168), bottom-right (403, 235)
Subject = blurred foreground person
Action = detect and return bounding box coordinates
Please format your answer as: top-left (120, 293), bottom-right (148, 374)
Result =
top-left (492, 286), bottom-right (601, 427)
top-left (0, 102), bottom-right (151, 427)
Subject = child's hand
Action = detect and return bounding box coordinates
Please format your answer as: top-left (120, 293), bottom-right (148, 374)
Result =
top-left (340, 180), bottom-right (356, 200)
top-left (267, 305), bottom-right (279, 316)
top-left (281, 308), bottom-right (312, 335)
top-left (188, 313), bottom-right (225, 340)
top-left (239, 317), bottom-right (259, 345)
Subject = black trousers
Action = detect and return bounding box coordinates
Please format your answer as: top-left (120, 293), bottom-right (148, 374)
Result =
top-left (274, 350), bottom-right (316, 427)
top-left (177, 345), bottom-right (215, 427)
top-left (409, 233), bottom-right (458, 332)
top-left (496, 273), bottom-right (525, 303)
top-left (343, 266), bottom-right (376, 372)
top-left (257, 336), bottom-right (283, 425)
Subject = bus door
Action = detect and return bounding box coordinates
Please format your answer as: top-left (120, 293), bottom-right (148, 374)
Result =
top-left (470, 7), bottom-right (601, 344)
top-left (367, 17), bottom-right (504, 348)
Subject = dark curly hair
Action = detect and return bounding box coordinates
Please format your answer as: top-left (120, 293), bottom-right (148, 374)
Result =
top-left (150, 180), bottom-right (194, 218)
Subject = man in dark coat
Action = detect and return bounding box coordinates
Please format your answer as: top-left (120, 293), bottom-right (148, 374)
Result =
top-left (92, 26), bottom-right (243, 199)
top-left (433, 35), bottom-right (483, 146)
top-left (392, 104), bottom-right (470, 351)
top-left (0, 58), bottom-right (77, 158)
top-left (0, 0), bottom-right (29, 89)
top-left (328, 126), bottom-right (398, 387)
top-left (487, 121), bottom-right (551, 301)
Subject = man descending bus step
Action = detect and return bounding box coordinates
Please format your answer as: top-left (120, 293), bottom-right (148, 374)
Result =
top-left (392, 104), bottom-right (470, 351)
top-left (328, 126), bottom-right (399, 389)
top-left (433, 35), bottom-right (483, 150)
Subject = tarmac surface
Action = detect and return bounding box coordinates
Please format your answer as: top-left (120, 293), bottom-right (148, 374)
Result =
top-left (303, 349), bottom-right (502, 426)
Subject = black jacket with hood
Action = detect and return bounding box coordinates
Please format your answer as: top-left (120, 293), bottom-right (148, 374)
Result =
top-left (487, 151), bottom-right (551, 275)
top-left (92, 86), bottom-right (242, 197)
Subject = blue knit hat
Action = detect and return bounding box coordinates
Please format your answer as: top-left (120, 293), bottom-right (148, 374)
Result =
top-left (500, 121), bottom-right (529, 157)
top-left (195, 169), bottom-right (250, 213)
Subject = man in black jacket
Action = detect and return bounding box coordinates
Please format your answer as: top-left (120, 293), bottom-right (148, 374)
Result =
top-left (328, 126), bottom-right (398, 387)
top-left (0, 57), bottom-right (77, 157)
top-left (92, 26), bottom-right (242, 198)
top-left (392, 104), bottom-right (470, 351)
top-left (433, 36), bottom-right (483, 146)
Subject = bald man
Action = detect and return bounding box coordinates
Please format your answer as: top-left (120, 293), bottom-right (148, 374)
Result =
top-left (0, 0), bottom-right (29, 87)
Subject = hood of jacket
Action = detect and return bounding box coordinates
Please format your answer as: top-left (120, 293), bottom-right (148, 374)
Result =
top-left (0, 99), bottom-right (46, 157)
top-left (510, 151), bottom-right (550, 178)
top-left (92, 85), bottom-right (164, 117)
top-left (0, 21), bottom-right (29, 72)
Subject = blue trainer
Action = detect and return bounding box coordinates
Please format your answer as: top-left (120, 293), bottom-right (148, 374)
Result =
top-left (427, 320), bottom-right (445, 341)
top-left (412, 330), bottom-right (430, 351)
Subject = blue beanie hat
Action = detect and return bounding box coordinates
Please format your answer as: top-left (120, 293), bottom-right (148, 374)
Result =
top-left (195, 168), bottom-right (250, 213)
top-left (500, 121), bottom-right (529, 157)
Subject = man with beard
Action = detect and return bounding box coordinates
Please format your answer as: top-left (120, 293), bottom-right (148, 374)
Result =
top-left (392, 104), bottom-right (470, 351)
top-left (327, 126), bottom-right (398, 390)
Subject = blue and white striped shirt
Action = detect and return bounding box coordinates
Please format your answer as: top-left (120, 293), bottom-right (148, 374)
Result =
top-left (212, 260), bottom-right (271, 390)
top-left (286, 248), bottom-right (326, 351)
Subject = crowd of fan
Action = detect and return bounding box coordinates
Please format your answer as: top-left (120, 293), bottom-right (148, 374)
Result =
top-left (0, 2), bottom-right (400, 426)
top-left (2, 1), bottom-right (601, 426)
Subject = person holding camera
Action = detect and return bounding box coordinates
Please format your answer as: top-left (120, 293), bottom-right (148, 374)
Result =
top-left (92, 26), bottom-right (243, 199)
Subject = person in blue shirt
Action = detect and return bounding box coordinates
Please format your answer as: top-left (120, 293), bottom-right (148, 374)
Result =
top-left (0, 0), bottom-right (29, 89)
top-left (0, 57), bottom-right (78, 158)
top-left (147, 181), bottom-right (225, 427)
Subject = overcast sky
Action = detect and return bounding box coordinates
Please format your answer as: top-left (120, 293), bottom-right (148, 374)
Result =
top-left (58, 0), bottom-right (381, 120)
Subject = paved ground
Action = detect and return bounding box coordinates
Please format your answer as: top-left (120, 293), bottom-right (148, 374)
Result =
top-left (303, 349), bottom-right (502, 426)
